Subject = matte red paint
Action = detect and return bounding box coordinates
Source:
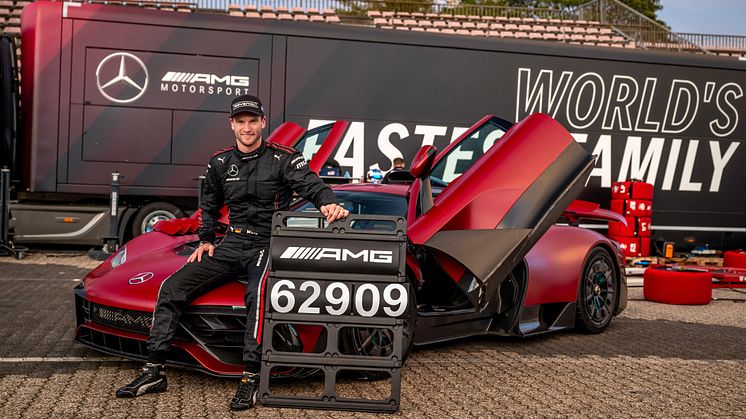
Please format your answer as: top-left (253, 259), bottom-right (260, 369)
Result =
top-left (524, 226), bottom-right (611, 305)
top-left (78, 322), bottom-right (244, 375)
top-left (407, 114), bottom-right (578, 245)
top-left (266, 122), bottom-right (305, 146)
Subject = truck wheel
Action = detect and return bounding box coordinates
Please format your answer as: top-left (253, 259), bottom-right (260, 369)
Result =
top-left (131, 202), bottom-right (184, 236)
top-left (575, 247), bottom-right (618, 334)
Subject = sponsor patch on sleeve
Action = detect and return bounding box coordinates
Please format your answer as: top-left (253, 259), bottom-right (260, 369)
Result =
top-left (291, 155), bottom-right (307, 169)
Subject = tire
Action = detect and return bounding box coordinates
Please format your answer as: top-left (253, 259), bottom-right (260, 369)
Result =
top-left (575, 247), bottom-right (618, 334)
top-left (724, 250), bottom-right (746, 269)
top-left (643, 267), bottom-right (711, 305)
top-left (131, 202), bottom-right (185, 237)
top-left (338, 281), bottom-right (417, 380)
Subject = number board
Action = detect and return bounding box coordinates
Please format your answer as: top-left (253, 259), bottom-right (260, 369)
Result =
top-left (267, 278), bottom-right (410, 318)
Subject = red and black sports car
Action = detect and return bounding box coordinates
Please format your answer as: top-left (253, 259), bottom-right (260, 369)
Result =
top-left (74, 113), bottom-right (628, 376)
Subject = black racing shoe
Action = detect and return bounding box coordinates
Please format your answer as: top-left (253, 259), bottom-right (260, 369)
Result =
top-left (115, 363), bottom-right (168, 398)
top-left (230, 371), bottom-right (259, 411)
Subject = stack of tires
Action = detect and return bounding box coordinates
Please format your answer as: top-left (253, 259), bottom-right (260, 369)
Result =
top-left (608, 180), bottom-right (653, 258)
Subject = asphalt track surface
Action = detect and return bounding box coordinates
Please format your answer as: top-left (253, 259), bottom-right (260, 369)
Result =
top-left (0, 252), bottom-right (744, 418)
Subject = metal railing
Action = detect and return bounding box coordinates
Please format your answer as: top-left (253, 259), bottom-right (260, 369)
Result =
top-left (675, 32), bottom-right (746, 52)
top-left (575, 0), bottom-right (711, 54)
top-left (198, 0), bottom-right (331, 11)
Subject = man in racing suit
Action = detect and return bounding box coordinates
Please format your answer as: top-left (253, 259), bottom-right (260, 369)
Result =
top-left (116, 95), bottom-right (349, 410)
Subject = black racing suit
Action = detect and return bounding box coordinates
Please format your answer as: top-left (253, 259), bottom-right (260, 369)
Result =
top-left (146, 140), bottom-right (336, 371)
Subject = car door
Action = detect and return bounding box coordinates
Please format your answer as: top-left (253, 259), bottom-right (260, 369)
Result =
top-left (407, 113), bottom-right (596, 310)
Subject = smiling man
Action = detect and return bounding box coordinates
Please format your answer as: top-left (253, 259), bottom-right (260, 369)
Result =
top-left (115, 95), bottom-right (349, 410)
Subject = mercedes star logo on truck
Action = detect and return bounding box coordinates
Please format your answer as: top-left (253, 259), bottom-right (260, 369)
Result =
top-left (96, 52), bottom-right (149, 104)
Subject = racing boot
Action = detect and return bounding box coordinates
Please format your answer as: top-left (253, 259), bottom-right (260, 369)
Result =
top-left (230, 371), bottom-right (259, 410)
top-left (115, 363), bottom-right (168, 398)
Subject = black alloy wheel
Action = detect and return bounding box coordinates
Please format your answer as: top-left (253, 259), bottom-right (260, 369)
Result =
top-left (575, 247), bottom-right (618, 334)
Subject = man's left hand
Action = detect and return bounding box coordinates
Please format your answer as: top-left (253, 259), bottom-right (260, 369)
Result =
top-left (320, 203), bottom-right (349, 223)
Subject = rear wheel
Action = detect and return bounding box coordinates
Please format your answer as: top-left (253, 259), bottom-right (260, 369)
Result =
top-left (575, 247), bottom-right (618, 334)
top-left (131, 202), bottom-right (184, 237)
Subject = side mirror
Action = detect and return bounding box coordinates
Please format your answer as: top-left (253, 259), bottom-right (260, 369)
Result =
top-left (409, 145), bottom-right (437, 179)
top-left (410, 145), bottom-right (438, 215)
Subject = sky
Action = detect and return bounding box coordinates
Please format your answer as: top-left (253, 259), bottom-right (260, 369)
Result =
top-left (658, 0), bottom-right (746, 36)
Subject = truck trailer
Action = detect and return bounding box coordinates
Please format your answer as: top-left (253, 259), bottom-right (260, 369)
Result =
top-left (3, 1), bottom-right (744, 249)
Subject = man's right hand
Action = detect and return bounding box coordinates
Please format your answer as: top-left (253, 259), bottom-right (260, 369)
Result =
top-left (188, 242), bottom-right (215, 263)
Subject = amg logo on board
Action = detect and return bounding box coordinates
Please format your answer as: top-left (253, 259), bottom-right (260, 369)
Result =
top-left (280, 246), bottom-right (393, 264)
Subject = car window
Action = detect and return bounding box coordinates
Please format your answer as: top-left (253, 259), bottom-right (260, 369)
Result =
top-left (293, 123), bottom-right (334, 161)
top-left (290, 190), bottom-right (406, 229)
top-left (429, 118), bottom-right (511, 187)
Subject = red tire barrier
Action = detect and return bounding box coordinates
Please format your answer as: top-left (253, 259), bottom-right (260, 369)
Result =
top-left (611, 181), bottom-right (654, 200)
top-left (608, 216), bottom-right (651, 237)
top-left (643, 267), bottom-right (712, 305)
top-left (640, 237), bottom-right (650, 256)
top-left (610, 236), bottom-right (640, 258)
top-left (723, 250), bottom-right (746, 269)
top-left (610, 199), bottom-right (653, 217)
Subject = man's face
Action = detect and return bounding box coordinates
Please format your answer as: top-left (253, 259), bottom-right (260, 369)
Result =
top-left (230, 113), bottom-right (266, 151)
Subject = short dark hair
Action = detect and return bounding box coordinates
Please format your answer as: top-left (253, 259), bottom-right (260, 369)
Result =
top-left (393, 157), bottom-right (405, 167)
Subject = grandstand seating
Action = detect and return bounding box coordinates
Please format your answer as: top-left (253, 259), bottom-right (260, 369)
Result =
top-left (227, 3), bottom-right (340, 23)
top-left (1, 1), bottom-right (744, 59)
top-left (367, 11), bottom-right (634, 47)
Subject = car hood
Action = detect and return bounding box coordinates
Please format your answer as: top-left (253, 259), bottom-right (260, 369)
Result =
top-left (83, 232), bottom-right (245, 312)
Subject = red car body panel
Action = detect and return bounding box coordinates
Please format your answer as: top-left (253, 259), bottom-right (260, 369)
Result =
top-left (80, 322), bottom-right (244, 375)
top-left (84, 234), bottom-right (188, 311)
top-left (266, 122), bottom-right (306, 146)
top-left (523, 226), bottom-right (612, 305)
top-left (408, 114), bottom-right (581, 244)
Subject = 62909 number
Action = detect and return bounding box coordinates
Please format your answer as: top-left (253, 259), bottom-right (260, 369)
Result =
top-left (269, 280), bottom-right (408, 318)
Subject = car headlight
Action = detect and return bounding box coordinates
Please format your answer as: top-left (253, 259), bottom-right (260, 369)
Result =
top-left (111, 246), bottom-right (127, 268)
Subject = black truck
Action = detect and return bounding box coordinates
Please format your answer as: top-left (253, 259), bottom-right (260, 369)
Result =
top-left (1, 1), bottom-right (743, 250)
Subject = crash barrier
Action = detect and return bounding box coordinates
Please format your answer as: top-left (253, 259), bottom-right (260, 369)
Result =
top-left (609, 180), bottom-right (653, 258)
top-left (259, 211), bottom-right (409, 412)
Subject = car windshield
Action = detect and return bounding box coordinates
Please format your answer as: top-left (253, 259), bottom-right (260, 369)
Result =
top-left (294, 190), bottom-right (407, 217)
top-left (429, 118), bottom-right (512, 187)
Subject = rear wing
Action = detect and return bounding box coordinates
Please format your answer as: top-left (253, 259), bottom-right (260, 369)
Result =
top-left (563, 200), bottom-right (627, 226)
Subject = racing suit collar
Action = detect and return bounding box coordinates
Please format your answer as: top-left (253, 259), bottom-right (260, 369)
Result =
top-left (234, 140), bottom-right (266, 161)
